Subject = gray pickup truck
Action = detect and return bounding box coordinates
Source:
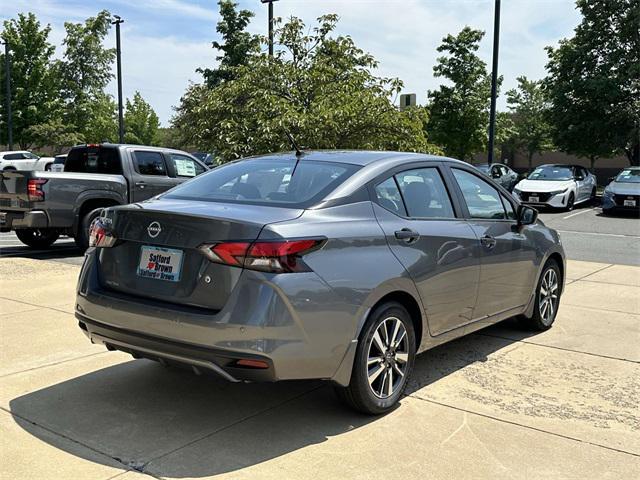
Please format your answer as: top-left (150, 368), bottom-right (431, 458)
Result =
top-left (0, 143), bottom-right (207, 249)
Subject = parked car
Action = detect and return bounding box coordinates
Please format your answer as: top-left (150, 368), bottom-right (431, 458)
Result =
top-left (76, 150), bottom-right (565, 414)
top-left (512, 164), bottom-right (597, 210)
top-left (0, 151), bottom-right (55, 171)
top-left (602, 166), bottom-right (640, 215)
top-left (474, 163), bottom-right (519, 191)
top-left (191, 152), bottom-right (217, 167)
top-left (0, 143), bottom-right (207, 249)
top-left (49, 154), bottom-right (67, 172)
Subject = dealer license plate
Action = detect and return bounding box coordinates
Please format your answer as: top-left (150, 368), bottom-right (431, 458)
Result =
top-left (137, 246), bottom-right (183, 282)
top-left (624, 199), bottom-right (636, 207)
top-left (529, 195), bottom-right (540, 203)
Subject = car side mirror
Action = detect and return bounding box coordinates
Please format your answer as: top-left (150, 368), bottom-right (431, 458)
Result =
top-left (608, 176), bottom-right (615, 182)
top-left (575, 174), bottom-right (584, 181)
top-left (518, 205), bottom-right (538, 226)
top-left (492, 172), bottom-right (500, 179)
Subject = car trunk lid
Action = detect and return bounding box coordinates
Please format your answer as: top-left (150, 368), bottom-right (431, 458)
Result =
top-left (96, 198), bottom-right (303, 311)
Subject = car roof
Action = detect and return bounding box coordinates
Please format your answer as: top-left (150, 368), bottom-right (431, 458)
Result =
top-left (538, 164), bottom-right (585, 169)
top-left (241, 150), bottom-right (452, 167)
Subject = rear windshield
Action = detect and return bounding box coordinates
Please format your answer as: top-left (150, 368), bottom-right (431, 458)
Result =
top-left (164, 158), bottom-right (360, 208)
top-left (64, 146), bottom-right (122, 174)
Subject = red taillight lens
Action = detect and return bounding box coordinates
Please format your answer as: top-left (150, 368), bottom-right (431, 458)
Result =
top-left (88, 217), bottom-right (116, 248)
top-left (27, 179), bottom-right (47, 201)
top-left (199, 238), bottom-right (325, 273)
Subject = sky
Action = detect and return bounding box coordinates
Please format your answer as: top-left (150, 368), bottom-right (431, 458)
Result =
top-left (0, 0), bottom-right (582, 126)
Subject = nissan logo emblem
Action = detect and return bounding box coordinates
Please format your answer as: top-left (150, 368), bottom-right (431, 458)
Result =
top-left (147, 221), bottom-right (162, 238)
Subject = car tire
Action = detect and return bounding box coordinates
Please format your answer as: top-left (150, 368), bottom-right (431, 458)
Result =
top-left (15, 228), bottom-right (59, 248)
top-left (334, 301), bottom-right (416, 415)
top-left (565, 192), bottom-right (575, 211)
top-left (74, 208), bottom-right (104, 250)
top-left (519, 259), bottom-right (561, 331)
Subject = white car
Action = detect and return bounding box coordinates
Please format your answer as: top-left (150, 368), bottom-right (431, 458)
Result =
top-left (0, 151), bottom-right (55, 171)
top-left (513, 164), bottom-right (597, 211)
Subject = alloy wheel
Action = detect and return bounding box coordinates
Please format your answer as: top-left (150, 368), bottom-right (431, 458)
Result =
top-left (539, 268), bottom-right (559, 325)
top-left (366, 316), bottom-right (409, 399)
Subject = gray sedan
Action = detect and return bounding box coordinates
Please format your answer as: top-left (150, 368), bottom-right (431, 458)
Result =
top-left (76, 151), bottom-right (565, 414)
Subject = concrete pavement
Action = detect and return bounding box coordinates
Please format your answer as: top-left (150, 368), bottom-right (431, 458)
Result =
top-left (0, 257), bottom-right (638, 479)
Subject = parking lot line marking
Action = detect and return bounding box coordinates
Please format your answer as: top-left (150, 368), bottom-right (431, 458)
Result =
top-left (557, 230), bottom-right (639, 238)
top-left (562, 208), bottom-right (595, 220)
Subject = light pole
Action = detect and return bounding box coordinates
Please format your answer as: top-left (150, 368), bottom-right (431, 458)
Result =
top-left (112, 15), bottom-right (124, 143)
top-left (487, 0), bottom-right (501, 164)
top-left (261, 0), bottom-right (279, 57)
top-left (1, 40), bottom-right (13, 150)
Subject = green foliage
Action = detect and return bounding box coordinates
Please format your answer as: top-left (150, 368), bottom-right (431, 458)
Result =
top-left (0, 13), bottom-right (61, 149)
top-left (58, 9), bottom-right (116, 141)
top-left (506, 76), bottom-right (553, 168)
top-left (174, 15), bottom-right (440, 161)
top-left (545, 0), bottom-right (640, 166)
top-left (24, 119), bottom-right (83, 153)
top-left (197, 0), bottom-right (260, 88)
top-left (84, 93), bottom-right (118, 143)
top-left (124, 91), bottom-right (160, 145)
top-left (426, 27), bottom-right (495, 161)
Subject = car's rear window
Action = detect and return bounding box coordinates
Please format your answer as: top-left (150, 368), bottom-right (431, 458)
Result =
top-left (64, 146), bottom-right (122, 174)
top-left (164, 158), bottom-right (360, 208)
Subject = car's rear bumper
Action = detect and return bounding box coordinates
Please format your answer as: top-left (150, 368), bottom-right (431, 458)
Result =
top-left (0, 210), bottom-right (49, 231)
top-left (75, 249), bottom-right (361, 384)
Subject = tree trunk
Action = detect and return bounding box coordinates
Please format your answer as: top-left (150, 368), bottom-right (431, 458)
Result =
top-left (590, 156), bottom-right (597, 170)
top-left (626, 142), bottom-right (640, 167)
top-left (528, 151), bottom-right (533, 170)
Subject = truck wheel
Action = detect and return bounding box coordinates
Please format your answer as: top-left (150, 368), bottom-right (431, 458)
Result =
top-left (15, 229), bottom-right (59, 249)
top-left (74, 208), bottom-right (104, 250)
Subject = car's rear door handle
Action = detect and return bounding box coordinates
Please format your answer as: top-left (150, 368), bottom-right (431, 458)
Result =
top-left (480, 235), bottom-right (497, 249)
top-left (395, 229), bottom-right (420, 242)
top-left (135, 181), bottom-right (146, 189)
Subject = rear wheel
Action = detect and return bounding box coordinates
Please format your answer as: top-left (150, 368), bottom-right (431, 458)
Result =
top-left (15, 228), bottom-right (59, 248)
top-left (74, 208), bottom-right (104, 250)
top-left (520, 259), bottom-right (561, 331)
top-left (335, 302), bottom-right (416, 414)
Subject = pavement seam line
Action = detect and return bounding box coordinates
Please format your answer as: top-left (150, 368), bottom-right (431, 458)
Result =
top-left (475, 332), bottom-right (640, 364)
top-left (140, 384), bottom-right (324, 475)
top-left (0, 352), bottom-right (109, 379)
top-left (0, 405), bottom-right (137, 474)
top-left (569, 263), bottom-right (614, 282)
top-left (560, 300), bottom-right (638, 316)
top-left (578, 279), bottom-right (640, 287)
top-left (407, 396), bottom-right (640, 458)
top-left (0, 295), bottom-right (75, 316)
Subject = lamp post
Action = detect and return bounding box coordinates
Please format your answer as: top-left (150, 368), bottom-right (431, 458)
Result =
top-left (112, 15), bottom-right (125, 143)
top-left (260, 0), bottom-right (279, 57)
top-left (1, 40), bottom-right (13, 150)
top-left (487, 0), bottom-right (501, 164)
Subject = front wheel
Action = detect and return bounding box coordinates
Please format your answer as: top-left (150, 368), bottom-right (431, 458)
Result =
top-left (334, 302), bottom-right (416, 414)
top-left (565, 193), bottom-right (575, 212)
top-left (15, 228), bottom-right (59, 248)
top-left (74, 208), bottom-right (104, 250)
top-left (520, 259), bottom-right (561, 331)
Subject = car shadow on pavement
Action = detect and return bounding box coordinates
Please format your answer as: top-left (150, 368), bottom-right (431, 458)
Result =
top-left (8, 331), bottom-right (521, 477)
top-left (0, 244), bottom-right (83, 260)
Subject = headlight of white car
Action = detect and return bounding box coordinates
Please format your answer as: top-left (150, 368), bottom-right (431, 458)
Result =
top-left (548, 189), bottom-right (568, 196)
top-left (513, 187), bottom-right (521, 195)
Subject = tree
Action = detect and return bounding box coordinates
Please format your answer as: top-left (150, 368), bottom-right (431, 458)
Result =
top-left (197, 0), bottom-right (260, 88)
top-left (506, 76), bottom-right (553, 169)
top-left (545, 0), bottom-right (640, 167)
top-left (84, 93), bottom-right (118, 143)
top-left (124, 91), bottom-right (159, 145)
top-left (58, 10), bottom-right (116, 140)
top-left (25, 119), bottom-right (82, 153)
top-left (0, 13), bottom-right (61, 149)
top-left (426, 27), bottom-right (495, 161)
top-left (173, 15), bottom-right (440, 161)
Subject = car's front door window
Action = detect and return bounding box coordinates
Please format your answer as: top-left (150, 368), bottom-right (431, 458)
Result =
top-left (451, 169), bottom-right (506, 220)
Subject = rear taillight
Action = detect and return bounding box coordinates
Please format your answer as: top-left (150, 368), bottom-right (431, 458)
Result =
top-left (198, 238), bottom-right (325, 273)
top-left (88, 217), bottom-right (117, 248)
top-left (27, 179), bottom-right (47, 201)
